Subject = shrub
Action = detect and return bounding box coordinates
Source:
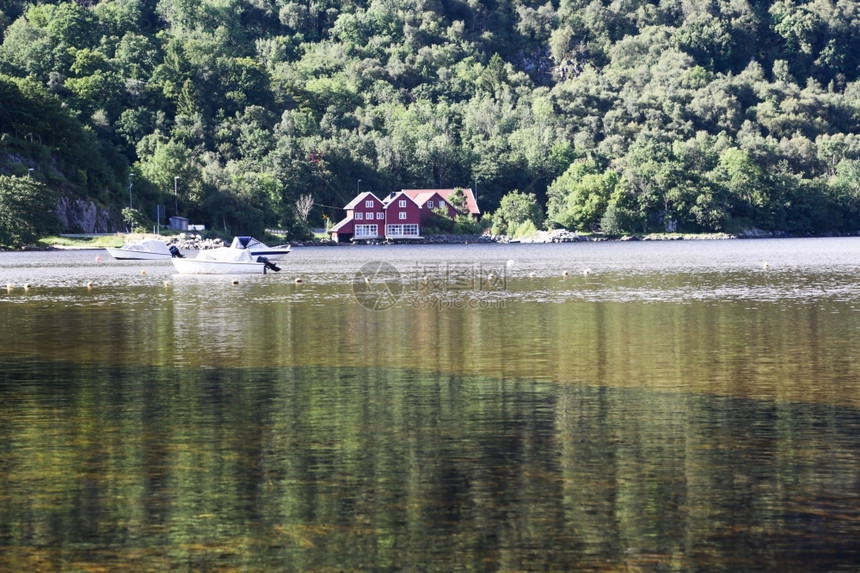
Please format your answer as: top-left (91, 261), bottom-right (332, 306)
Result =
top-left (0, 175), bottom-right (59, 247)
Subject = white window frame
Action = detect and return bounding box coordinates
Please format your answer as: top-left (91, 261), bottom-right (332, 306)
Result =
top-left (386, 223), bottom-right (419, 237)
top-left (399, 211), bottom-right (407, 220)
top-left (355, 212), bottom-right (363, 220)
top-left (355, 224), bottom-right (378, 237)
top-left (365, 200), bottom-right (374, 208)
top-left (398, 199), bottom-right (407, 207)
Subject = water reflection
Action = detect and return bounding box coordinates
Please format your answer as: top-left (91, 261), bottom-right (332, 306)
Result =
top-left (1, 238), bottom-right (860, 570)
top-left (2, 362), bottom-right (860, 570)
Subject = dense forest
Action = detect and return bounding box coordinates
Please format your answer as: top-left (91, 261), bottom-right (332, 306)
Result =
top-left (2, 0), bottom-right (860, 243)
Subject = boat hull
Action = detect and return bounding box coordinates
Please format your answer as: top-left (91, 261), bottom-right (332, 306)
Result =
top-left (172, 258), bottom-right (272, 274)
top-left (105, 248), bottom-right (173, 261)
top-left (249, 248), bottom-right (290, 261)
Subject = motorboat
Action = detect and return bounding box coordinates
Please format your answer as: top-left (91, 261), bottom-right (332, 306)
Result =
top-left (229, 236), bottom-right (291, 261)
top-left (106, 239), bottom-right (176, 260)
top-left (172, 246), bottom-right (281, 274)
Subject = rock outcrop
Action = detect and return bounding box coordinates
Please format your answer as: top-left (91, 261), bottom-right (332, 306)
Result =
top-left (55, 196), bottom-right (113, 233)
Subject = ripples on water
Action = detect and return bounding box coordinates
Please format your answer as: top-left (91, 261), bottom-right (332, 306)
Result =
top-left (1, 237), bottom-right (860, 571)
top-left (3, 238), bottom-right (858, 305)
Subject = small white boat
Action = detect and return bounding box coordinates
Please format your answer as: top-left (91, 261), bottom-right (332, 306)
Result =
top-left (172, 246), bottom-right (281, 274)
top-left (106, 239), bottom-right (176, 260)
top-left (229, 236), bottom-right (291, 261)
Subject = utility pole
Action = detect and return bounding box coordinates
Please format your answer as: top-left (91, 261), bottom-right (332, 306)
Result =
top-left (128, 173), bottom-right (135, 209)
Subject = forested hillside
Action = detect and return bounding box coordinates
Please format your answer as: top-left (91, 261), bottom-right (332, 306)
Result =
top-left (2, 0), bottom-right (860, 240)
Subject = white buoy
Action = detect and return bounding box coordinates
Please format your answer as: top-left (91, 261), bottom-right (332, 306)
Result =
top-left (231, 279), bottom-right (239, 285)
top-left (584, 268), bottom-right (592, 276)
top-left (562, 270), bottom-right (569, 277)
top-left (295, 277), bottom-right (304, 284)
top-left (506, 259), bottom-right (515, 267)
top-left (763, 261), bottom-right (770, 269)
top-left (529, 272), bottom-right (537, 278)
top-left (6, 283), bottom-right (13, 291)
top-left (87, 281), bottom-right (94, 289)
top-left (24, 283), bottom-right (32, 290)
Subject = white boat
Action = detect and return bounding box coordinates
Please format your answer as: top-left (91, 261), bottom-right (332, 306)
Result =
top-left (172, 246), bottom-right (281, 274)
top-left (106, 239), bottom-right (176, 260)
top-left (229, 236), bottom-right (291, 261)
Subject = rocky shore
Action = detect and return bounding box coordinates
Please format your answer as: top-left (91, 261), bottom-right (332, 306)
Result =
top-left (327, 228), bottom-right (789, 245)
top-left (416, 227), bottom-right (843, 244)
top-left (289, 228), bottom-right (815, 246)
top-left (166, 233), bottom-right (227, 250)
top-left (41, 227), bottom-right (851, 252)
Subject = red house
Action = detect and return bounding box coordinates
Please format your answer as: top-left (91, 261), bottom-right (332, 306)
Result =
top-left (402, 190), bottom-right (458, 221)
top-left (383, 191), bottom-right (422, 239)
top-left (329, 188), bottom-right (479, 243)
top-left (400, 188), bottom-right (480, 220)
top-left (328, 191), bottom-right (386, 241)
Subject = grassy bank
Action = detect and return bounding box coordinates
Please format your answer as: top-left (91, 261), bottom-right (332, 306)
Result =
top-left (41, 233), bottom-right (156, 249)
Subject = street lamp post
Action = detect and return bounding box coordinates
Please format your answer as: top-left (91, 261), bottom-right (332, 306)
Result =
top-left (357, 179), bottom-right (361, 195)
top-left (174, 176), bottom-right (179, 215)
top-left (128, 173), bottom-right (134, 209)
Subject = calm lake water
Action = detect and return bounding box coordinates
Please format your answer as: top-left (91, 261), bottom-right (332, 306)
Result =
top-left (1, 238), bottom-right (859, 571)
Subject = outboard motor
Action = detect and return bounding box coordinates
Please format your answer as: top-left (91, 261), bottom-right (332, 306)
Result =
top-left (257, 256), bottom-right (281, 273)
top-left (169, 245), bottom-right (184, 258)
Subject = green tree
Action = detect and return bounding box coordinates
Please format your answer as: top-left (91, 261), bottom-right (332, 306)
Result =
top-left (828, 159), bottom-right (860, 230)
top-left (710, 147), bottom-right (770, 228)
top-left (136, 135), bottom-right (189, 185)
top-left (449, 188), bottom-right (468, 214)
top-left (601, 184), bottom-right (643, 235)
top-left (0, 175), bottom-right (59, 247)
top-left (491, 189), bottom-right (543, 236)
top-left (620, 138), bottom-right (686, 232)
top-left (546, 158), bottom-right (618, 231)
top-left (0, 11), bottom-right (52, 76)
top-left (4, 0), bottom-right (860, 238)
top-left (121, 206), bottom-right (148, 232)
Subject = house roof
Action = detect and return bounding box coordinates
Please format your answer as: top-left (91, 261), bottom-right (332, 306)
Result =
top-left (408, 191), bottom-right (444, 207)
top-left (383, 191), bottom-right (420, 208)
top-left (344, 191), bottom-right (382, 209)
top-left (400, 188), bottom-right (480, 215)
top-left (328, 216), bottom-right (353, 233)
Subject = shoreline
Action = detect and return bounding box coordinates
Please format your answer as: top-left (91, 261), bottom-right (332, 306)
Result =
top-left (4, 229), bottom-right (856, 253)
top-left (304, 228), bottom-right (845, 246)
